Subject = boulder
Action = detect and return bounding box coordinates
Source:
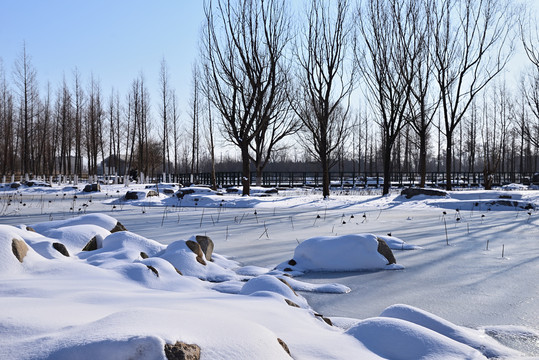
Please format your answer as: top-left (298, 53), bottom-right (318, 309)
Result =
top-left (146, 265), bottom-right (159, 277)
top-left (52, 242), bottom-right (70, 257)
top-left (164, 341), bottom-right (201, 360)
top-left (277, 338), bottom-right (291, 356)
top-left (140, 251), bottom-right (149, 259)
top-left (12, 239), bottom-right (28, 263)
top-left (110, 221), bottom-right (127, 233)
top-left (278, 277), bottom-right (298, 296)
top-left (82, 236), bottom-right (99, 251)
top-left (400, 187), bottom-right (447, 199)
top-left (195, 235), bottom-right (214, 261)
top-left (185, 240), bottom-right (206, 266)
top-left (83, 183), bottom-right (101, 192)
top-left (377, 238), bottom-right (396, 265)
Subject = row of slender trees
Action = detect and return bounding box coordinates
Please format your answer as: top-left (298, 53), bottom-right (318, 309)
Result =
top-left (1, 0), bottom-right (539, 197)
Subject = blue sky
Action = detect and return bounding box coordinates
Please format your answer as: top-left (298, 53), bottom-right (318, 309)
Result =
top-left (0, 0), bottom-right (205, 110)
top-left (0, 0), bottom-right (537, 120)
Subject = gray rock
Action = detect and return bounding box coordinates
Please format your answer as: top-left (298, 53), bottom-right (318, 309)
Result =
top-left (195, 235), bottom-right (214, 261)
top-left (400, 187), bottom-right (447, 199)
top-left (185, 240), bottom-right (206, 266)
top-left (52, 242), bottom-right (70, 257)
top-left (277, 338), bottom-right (291, 356)
top-left (146, 265), bottom-right (159, 277)
top-left (377, 237), bottom-right (396, 265)
top-left (111, 221), bottom-right (127, 233)
top-left (82, 236), bottom-right (98, 251)
top-left (164, 341), bottom-right (201, 360)
top-left (12, 239), bottom-right (28, 263)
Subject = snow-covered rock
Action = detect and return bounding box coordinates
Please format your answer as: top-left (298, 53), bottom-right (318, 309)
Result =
top-left (275, 233), bottom-right (404, 273)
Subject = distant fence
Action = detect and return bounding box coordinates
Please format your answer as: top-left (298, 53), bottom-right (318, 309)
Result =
top-left (167, 171), bottom-right (537, 188)
top-left (2, 171), bottom-right (536, 188)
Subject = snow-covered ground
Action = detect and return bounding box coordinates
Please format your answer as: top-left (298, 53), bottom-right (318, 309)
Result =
top-left (1, 183), bottom-right (538, 359)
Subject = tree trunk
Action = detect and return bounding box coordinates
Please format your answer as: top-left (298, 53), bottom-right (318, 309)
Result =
top-left (419, 128), bottom-right (427, 188)
top-left (445, 132), bottom-right (453, 191)
top-left (321, 153), bottom-right (330, 199)
top-left (241, 144), bottom-right (250, 196)
top-left (382, 142), bottom-right (391, 195)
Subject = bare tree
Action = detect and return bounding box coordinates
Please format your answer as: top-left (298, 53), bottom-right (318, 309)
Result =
top-left (293, 0), bottom-right (355, 198)
top-left (0, 58), bottom-right (15, 174)
top-left (159, 58), bottom-right (172, 175)
top-left (521, 15), bottom-right (539, 151)
top-left (170, 90), bottom-right (181, 175)
top-left (13, 43), bottom-right (39, 175)
top-left (431, 0), bottom-right (516, 190)
top-left (202, 0), bottom-right (292, 195)
top-left (189, 64), bottom-right (201, 181)
top-left (85, 75), bottom-right (104, 175)
top-left (357, 0), bottom-right (418, 195)
top-left (72, 68), bottom-right (85, 176)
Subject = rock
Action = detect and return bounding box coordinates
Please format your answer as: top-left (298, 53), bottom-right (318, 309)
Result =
top-left (26, 226), bottom-right (35, 232)
top-left (285, 299), bottom-right (300, 308)
top-left (288, 259), bottom-right (297, 266)
top-left (277, 338), bottom-right (291, 356)
top-left (12, 239), bottom-right (28, 263)
top-left (185, 240), bottom-right (207, 266)
top-left (52, 242), bottom-right (70, 257)
top-left (83, 183), bottom-right (101, 192)
top-left (400, 187), bottom-right (447, 199)
top-left (278, 278), bottom-right (298, 296)
top-left (146, 265), bottom-right (159, 277)
top-left (377, 238), bottom-right (396, 265)
top-left (82, 236), bottom-right (98, 251)
top-left (140, 251), bottom-right (149, 259)
top-left (195, 235), bottom-right (214, 261)
top-left (164, 341), bottom-right (201, 360)
top-left (174, 267), bottom-right (183, 276)
top-left (314, 313), bottom-right (333, 326)
top-left (110, 221), bottom-right (127, 233)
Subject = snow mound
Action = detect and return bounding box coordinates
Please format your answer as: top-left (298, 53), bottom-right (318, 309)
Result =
top-left (0, 225), bottom-right (45, 274)
top-left (240, 274), bottom-right (309, 308)
top-left (275, 233), bottom-right (404, 273)
top-left (78, 231), bottom-right (165, 267)
top-left (159, 240), bottom-right (239, 282)
top-left (31, 213), bottom-right (119, 233)
top-left (380, 304), bottom-right (523, 359)
top-left (34, 224), bottom-right (111, 254)
top-left (346, 316), bottom-right (487, 360)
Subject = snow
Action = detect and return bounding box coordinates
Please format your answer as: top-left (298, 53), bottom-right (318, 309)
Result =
top-left (1, 183), bottom-right (539, 359)
top-left (275, 233), bottom-right (404, 272)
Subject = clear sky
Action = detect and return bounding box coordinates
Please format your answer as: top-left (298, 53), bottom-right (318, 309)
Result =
top-left (0, 0), bottom-right (537, 126)
top-left (0, 0), bottom-right (205, 113)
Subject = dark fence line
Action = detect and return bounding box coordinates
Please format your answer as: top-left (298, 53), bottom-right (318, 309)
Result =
top-left (3, 171), bottom-right (535, 188)
top-left (165, 171), bottom-right (537, 188)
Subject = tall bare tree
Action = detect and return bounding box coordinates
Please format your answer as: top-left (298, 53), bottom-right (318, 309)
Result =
top-left (159, 58), bottom-right (172, 175)
top-left (431, 0), bottom-right (516, 190)
top-left (521, 15), bottom-right (539, 151)
top-left (73, 68), bottom-right (85, 176)
top-left (13, 43), bottom-right (39, 175)
top-left (202, 0), bottom-right (292, 195)
top-left (0, 58), bottom-right (15, 174)
top-left (293, 0), bottom-right (355, 198)
top-left (189, 64), bottom-right (201, 180)
top-left (85, 76), bottom-right (103, 175)
top-left (357, 0), bottom-right (417, 195)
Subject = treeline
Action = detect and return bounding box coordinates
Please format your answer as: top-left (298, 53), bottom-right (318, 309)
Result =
top-left (1, 0), bottom-right (539, 196)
